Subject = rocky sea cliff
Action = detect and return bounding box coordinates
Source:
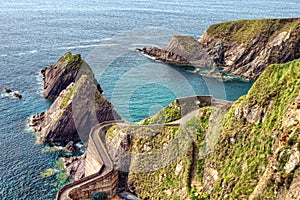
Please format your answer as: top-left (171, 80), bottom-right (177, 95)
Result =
top-left (30, 17), bottom-right (300, 199)
top-left (141, 18), bottom-right (300, 80)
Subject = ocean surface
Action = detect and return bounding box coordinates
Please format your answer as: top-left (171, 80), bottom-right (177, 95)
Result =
top-left (0, 0), bottom-right (299, 199)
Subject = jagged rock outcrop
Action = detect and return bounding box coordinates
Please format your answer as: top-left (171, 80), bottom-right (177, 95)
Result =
top-left (139, 35), bottom-right (213, 67)
top-left (164, 35), bottom-right (213, 67)
top-left (199, 18), bottom-right (300, 80)
top-left (31, 52), bottom-right (120, 143)
top-left (62, 153), bottom-right (86, 181)
top-left (42, 52), bottom-right (103, 100)
top-left (139, 46), bottom-right (191, 65)
top-left (36, 75), bottom-right (120, 143)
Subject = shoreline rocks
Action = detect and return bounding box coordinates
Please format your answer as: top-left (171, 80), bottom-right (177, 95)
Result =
top-left (138, 35), bottom-right (214, 67)
top-left (62, 153), bottom-right (86, 181)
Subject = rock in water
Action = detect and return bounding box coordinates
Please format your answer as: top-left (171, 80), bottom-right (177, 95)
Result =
top-left (163, 35), bottom-right (213, 67)
top-left (32, 52), bottom-right (120, 144)
top-left (199, 18), bottom-right (300, 80)
top-left (13, 93), bottom-right (22, 99)
top-left (62, 153), bottom-right (86, 181)
top-left (38, 75), bottom-right (120, 143)
top-left (64, 141), bottom-right (78, 152)
top-left (140, 35), bottom-right (213, 67)
top-left (4, 87), bottom-right (12, 93)
top-left (42, 51), bottom-right (103, 100)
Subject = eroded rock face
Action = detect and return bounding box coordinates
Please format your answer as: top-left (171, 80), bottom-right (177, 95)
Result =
top-left (37, 75), bottom-right (120, 143)
top-left (31, 52), bottom-right (120, 144)
top-left (62, 153), bottom-right (86, 181)
top-left (139, 46), bottom-right (191, 65)
top-left (164, 35), bottom-right (213, 67)
top-left (139, 35), bottom-right (213, 67)
top-left (199, 18), bottom-right (300, 80)
top-left (42, 52), bottom-right (103, 100)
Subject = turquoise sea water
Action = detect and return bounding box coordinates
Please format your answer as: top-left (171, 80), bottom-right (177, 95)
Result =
top-left (0, 0), bottom-right (299, 199)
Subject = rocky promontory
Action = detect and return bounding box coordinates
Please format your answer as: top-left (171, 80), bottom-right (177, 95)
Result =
top-left (139, 35), bottom-right (213, 67)
top-left (140, 18), bottom-right (300, 81)
top-left (199, 18), bottom-right (300, 80)
top-left (31, 52), bottom-right (120, 143)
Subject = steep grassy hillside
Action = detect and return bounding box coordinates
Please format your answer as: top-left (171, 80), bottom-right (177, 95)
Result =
top-left (202, 58), bottom-right (300, 199)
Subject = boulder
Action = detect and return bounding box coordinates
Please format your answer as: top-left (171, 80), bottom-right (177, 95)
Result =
top-left (65, 141), bottom-right (79, 152)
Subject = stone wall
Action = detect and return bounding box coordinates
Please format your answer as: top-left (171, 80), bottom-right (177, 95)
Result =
top-left (69, 170), bottom-right (119, 199)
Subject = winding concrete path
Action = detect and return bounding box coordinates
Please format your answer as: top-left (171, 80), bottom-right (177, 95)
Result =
top-left (57, 97), bottom-right (232, 200)
top-left (57, 120), bottom-right (125, 200)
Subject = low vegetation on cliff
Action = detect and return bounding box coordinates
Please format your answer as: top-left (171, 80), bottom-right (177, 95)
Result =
top-left (190, 59), bottom-right (299, 199)
top-left (106, 124), bottom-right (193, 199)
top-left (109, 58), bottom-right (300, 199)
top-left (140, 100), bottom-right (182, 125)
top-left (200, 18), bottom-right (300, 80)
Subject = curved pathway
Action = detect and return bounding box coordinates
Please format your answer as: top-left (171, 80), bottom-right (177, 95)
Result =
top-left (57, 120), bottom-right (125, 200)
top-left (57, 97), bottom-right (232, 200)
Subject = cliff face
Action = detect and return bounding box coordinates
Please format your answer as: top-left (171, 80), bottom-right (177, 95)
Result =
top-left (42, 52), bottom-right (103, 100)
top-left (32, 52), bottom-right (120, 143)
top-left (105, 124), bottom-right (193, 199)
top-left (201, 59), bottom-right (300, 199)
top-left (199, 18), bottom-right (300, 80)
